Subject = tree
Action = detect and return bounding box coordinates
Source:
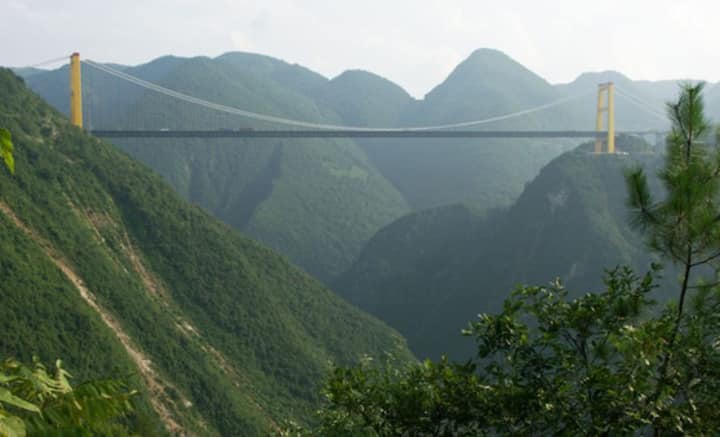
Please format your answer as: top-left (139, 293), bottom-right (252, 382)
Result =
top-left (283, 267), bottom-right (720, 436)
top-left (625, 82), bottom-right (720, 421)
top-left (283, 84), bottom-right (720, 436)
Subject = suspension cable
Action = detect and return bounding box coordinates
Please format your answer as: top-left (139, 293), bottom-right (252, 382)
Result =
top-left (15, 56), bottom-right (70, 69)
top-left (82, 59), bottom-right (592, 131)
top-left (614, 87), bottom-right (668, 122)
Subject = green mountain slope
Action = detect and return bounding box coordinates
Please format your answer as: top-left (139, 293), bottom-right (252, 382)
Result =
top-left (23, 54), bottom-right (410, 282)
top-left (0, 69), bottom-right (413, 435)
top-left (335, 136), bottom-right (665, 360)
top-left (333, 203), bottom-right (494, 359)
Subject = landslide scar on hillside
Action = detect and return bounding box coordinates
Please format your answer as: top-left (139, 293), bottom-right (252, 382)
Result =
top-left (0, 201), bottom-right (191, 436)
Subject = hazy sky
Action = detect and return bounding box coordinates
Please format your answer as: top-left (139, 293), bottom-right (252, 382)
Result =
top-left (5, 0), bottom-right (720, 97)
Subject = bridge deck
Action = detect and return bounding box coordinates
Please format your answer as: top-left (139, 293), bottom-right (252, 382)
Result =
top-left (90, 129), bottom-right (659, 139)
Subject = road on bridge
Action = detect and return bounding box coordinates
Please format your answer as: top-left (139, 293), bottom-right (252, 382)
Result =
top-left (90, 129), bottom-right (660, 139)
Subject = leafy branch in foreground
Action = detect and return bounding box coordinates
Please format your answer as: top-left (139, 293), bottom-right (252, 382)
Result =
top-left (0, 357), bottom-right (137, 437)
top-left (284, 267), bottom-right (720, 436)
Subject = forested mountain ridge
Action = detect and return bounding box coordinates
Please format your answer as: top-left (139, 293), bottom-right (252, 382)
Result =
top-left (0, 69), bottom-right (413, 435)
top-left (336, 136), bottom-right (665, 359)
top-left (10, 49), bottom-right (588, 281)
top-left (19, 49), bottom-right (720, 282)
top-left (22, 53), bottom-right (410, 282)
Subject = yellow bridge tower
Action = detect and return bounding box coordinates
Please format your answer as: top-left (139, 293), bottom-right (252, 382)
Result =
top-left (594, 82), bottom-right (615, 153)
top-left (70, 52), bottom-right (83, 128)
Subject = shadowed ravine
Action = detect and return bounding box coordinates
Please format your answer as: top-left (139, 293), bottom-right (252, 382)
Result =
top-left (221, 144), bottom-right (284, 230)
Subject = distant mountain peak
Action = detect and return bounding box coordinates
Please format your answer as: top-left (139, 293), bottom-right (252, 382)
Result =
top-left (334, 68), bottom-right (388, 82)
top-left (466, 47), bottom-right (515, 61)
top-left (419, 47), bottom-right (556, 115)
top-left (330, 69), bottom-right (411, 98)
top-left (216, 50), bottom-right (288, 65)
top-left (568, 70), bottom-right (633, 86)
top-left (432, 47), bottom-right (551, 92)
top-left (215, 50), bottom-right (328, 95)
top-left (334, 68), bottom-right (385, 80)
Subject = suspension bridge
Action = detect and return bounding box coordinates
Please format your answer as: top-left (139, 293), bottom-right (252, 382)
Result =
top-left (49, 53), bottom-right (670, 153)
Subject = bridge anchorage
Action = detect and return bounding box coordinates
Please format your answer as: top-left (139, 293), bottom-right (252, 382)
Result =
top-left (67, 53), bottom-right (653, 149)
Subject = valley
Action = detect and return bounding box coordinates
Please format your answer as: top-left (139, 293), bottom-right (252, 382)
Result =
top-left (4, 37), bottom-right (720, 435)
top-left (22, 48), bottom-right (692, 284)
top-left (0, 69), bottom-right (412, 434)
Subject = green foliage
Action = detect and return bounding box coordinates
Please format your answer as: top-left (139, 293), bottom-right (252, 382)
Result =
top-left (626, 83), bottom-right (720, 269)
top-left (0, 128), bottom-right (14, 174)
top-left (294, 266), bottom-right (720, 435)
top-left (0, 357), bottom-right (136, 437)
top-left (0, 67), bottom-right (413, 435)
top-left (625, 83), bottom-right (720, 424)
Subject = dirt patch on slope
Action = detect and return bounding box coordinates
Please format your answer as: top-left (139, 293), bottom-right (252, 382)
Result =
top-left (0, 201), bottom-right (190, 435)
top-left (65, 201), bottom-right (277, 430)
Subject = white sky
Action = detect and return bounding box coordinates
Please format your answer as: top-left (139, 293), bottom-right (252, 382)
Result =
top-left (4, 0), bottom-right (720, 98)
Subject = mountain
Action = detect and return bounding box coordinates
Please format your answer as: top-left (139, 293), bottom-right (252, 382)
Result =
top-left (335, 136), bottom-right (667, 360)
top-left (22, 53), bottom-right (411, 282)
top-left (20, 49), bottom-right (714, 281)
top-left (314, 69), bottom-right (413, 127)
top-left (632, 79), bottom-right (685, 103)
top-left (332, 203), bottom-right (495, 358)
top-left (410, 48), bottom-right (567, 124)
top-left (0, 69), bottom-right (413, 435)
top-left (215, 52), bottom-right (328, 98)
top-left (333, 48), bottom-right (582, 211)
top-left (10, 67), bottom-right (45, 78)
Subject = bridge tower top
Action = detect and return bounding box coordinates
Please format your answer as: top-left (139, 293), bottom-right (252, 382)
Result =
top-left (70, 53), bottom-right (82, 128)
top-left (595, 82), bottom-right (615, 153)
